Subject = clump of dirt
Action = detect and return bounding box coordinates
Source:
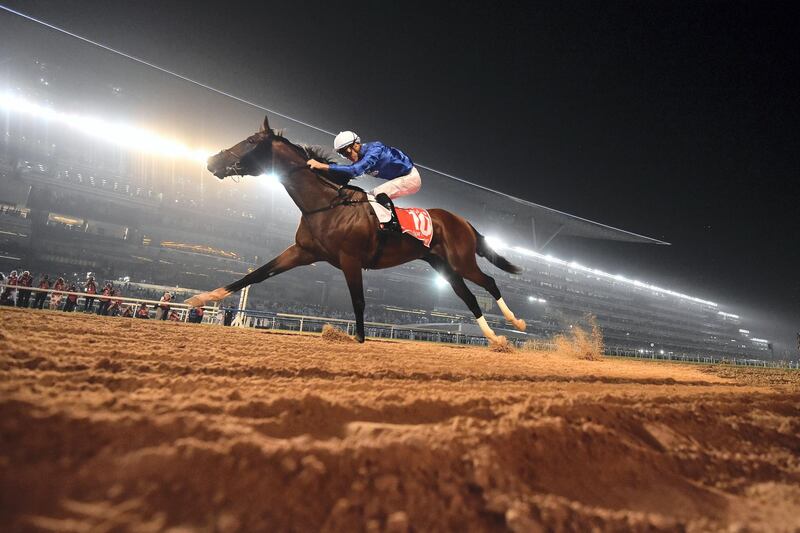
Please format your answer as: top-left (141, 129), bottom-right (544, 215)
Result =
top-left (554, 315), bottom-right (604, 360)
top-left (489, 336), bottom-right (514, 353)
top-left (321, 324), bottom-right (354, 343)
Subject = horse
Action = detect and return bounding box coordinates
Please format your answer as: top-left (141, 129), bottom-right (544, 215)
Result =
top-left (187, 116), bottom-right (527, 344)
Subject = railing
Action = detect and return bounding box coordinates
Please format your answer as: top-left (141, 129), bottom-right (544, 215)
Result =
top-left (604, 346), bottom-right (798, 368)
top-left (217, 307), bottom-right (514, 347)
top-left (1, 283), bottom-right (797, 369)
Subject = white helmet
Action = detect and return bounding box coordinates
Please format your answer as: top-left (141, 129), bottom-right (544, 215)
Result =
top-left (333, 131), bottom-right (360, 151)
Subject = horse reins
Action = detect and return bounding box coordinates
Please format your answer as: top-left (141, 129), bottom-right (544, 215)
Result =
top-left (277, 162), bottom-right (372, 216)
top-left (222, 139), bottom-right (372, 216)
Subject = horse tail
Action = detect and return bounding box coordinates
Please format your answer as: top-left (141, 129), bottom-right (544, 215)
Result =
top-left (469, 223), bottom-right (522, 275)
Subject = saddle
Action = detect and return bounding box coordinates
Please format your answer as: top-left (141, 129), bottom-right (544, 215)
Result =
top-left (366, 192), bottom-right (432, 247)
top-left (327, 185), bottom-right (433, 248)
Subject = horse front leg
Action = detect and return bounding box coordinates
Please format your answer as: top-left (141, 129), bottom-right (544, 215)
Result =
top-left (184, 245), bottom-right (316, 307)
top-left (340, 255), bottom-right (366, 343)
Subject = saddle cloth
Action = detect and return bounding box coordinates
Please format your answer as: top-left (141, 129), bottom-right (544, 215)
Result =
top-left (367, 194), bottom-right (433, 247)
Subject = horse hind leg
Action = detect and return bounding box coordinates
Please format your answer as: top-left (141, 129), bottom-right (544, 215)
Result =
top-left (424, 255), bottom-right (505, 344)
top-left (459, 262), bottom-right (526, 332)
top-left (433, 214), bottom-right (525, 333)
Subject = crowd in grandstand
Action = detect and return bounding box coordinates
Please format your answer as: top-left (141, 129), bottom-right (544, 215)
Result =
top-left (0, 205), bottom-right (27, 218)
top-left (0, 268), bottom-right (478, 328)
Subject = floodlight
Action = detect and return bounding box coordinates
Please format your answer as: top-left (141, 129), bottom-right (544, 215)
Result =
top-left (0, 92), bottom-right (210, 163)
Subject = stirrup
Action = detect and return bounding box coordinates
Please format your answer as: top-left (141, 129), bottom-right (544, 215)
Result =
top-left (375, 193), bottom-right (401, 233)
top-left (381, 217), bottom-right (402, 233)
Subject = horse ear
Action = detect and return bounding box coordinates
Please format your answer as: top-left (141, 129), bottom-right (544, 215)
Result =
top-left (262, 115), bottom-right (271, 133)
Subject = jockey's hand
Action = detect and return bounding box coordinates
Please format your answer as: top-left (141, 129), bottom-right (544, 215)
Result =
top-left (307, 159), bottom-right (328, 171)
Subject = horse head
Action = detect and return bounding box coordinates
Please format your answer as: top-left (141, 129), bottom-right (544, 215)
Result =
top-left (207, 116), bottom-right (274, 179)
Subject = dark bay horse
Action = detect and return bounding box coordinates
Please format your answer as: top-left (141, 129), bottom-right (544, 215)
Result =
top-left (187, 116), bottom-right (526, 343)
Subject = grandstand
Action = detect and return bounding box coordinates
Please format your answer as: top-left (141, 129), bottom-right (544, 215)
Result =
top-left (0, 56), bottom-right (772, 359)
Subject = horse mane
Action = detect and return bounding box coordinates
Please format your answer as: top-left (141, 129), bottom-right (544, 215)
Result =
top-left (270, 130), bottom-right (351, 185)
top-left (270, 130), bottom-right (337, 165)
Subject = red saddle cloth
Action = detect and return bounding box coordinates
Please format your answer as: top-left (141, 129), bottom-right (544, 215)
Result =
top-left (394, 207), bottom-right (433, 247)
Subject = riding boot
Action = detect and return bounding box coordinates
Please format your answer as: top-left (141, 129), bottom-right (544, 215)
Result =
top-left (375, 193), bottom-right (402, 232)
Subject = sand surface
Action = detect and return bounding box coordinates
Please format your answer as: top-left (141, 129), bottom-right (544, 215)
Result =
top-left (1, 307), bottom-right (799, 532)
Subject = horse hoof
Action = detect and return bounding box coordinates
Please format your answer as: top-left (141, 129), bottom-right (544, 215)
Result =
top-left (209, 288), bottom-right (231, 301)
top-left (184, 295), bottom-right (203, 307)
top-left (355, 334), bottom-right (365, 343)
top-left (513, 318), bottom-right (527, 332)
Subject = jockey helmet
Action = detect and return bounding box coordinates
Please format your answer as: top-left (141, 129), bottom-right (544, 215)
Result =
top-left (333, 131), bottom-right (360, 151)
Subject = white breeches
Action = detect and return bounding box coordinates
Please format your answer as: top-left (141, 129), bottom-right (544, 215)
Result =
top-left (371, 166), bottom-right (421, 199)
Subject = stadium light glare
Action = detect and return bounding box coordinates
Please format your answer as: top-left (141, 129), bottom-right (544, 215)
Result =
top-left (435, 274), bottom-right (448, 289)
top-left (485, 235), bottom-right (508, 252)
top-left (258, 173), bottom-right (284, 191)
top-left (717, 311), bottom-right (740, 319)
top-left (0, 92), bottom-right (211, 163)
top-left (750, 338), bottom-right (769, 344)
top-left (510, 243), bottom-right (717, 307)
top-left (739, 329), bottom-right (750, 334)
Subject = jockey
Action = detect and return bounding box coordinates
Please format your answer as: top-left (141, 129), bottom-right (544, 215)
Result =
top-left (306, 131), bottom-right (421, 232)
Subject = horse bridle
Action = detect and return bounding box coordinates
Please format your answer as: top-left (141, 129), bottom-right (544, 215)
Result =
top-left (220, 134), bottom-right (265, 178)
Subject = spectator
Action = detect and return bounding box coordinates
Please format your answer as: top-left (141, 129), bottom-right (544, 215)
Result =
top-left (188, 306), bottom-right (204, 324)
top-left (63, 282), bottom-right (79, 312)
top-left (16, 271), bottom-right (33, 308)
top-left (136, 302), bottom-right (150, 319)
top-left (49, 277), bottom-right (65, 310)
top-left (83, 275), bottom-right (97, 312)
top-left (156, 291), bottom-right (172, 321)
top-left (121, 304), bottom-right (134, 318)
top-left (0, 270), bottom-right (17, 306)
top-left (107, 290), bottom-right (122, 317)
top-left (96, 281), bottom-right (113, 315)
top-left (32, 274), bottom-right (50, 309)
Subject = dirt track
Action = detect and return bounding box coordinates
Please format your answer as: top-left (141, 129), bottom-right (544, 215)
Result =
top-left (1, 307), bottom-right (799, 532)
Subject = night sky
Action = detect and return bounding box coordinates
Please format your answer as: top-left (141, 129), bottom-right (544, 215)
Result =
top-left (1, 1), bottom-right (798, 351)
